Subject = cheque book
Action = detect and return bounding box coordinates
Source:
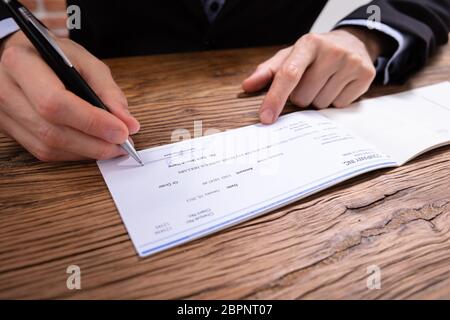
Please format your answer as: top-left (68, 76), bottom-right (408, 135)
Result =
top-left (98, 82), bottom-right (450, 257)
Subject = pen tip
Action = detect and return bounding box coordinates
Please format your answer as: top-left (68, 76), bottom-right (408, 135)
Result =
top-left (120, 139), bottom-right (144, 166)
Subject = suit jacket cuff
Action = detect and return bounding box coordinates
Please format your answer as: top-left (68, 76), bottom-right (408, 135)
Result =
top-left (336, 19), bottom-right (414, 85)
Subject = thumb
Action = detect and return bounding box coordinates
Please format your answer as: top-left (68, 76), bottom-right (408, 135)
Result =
top-left (241, 48), bottom-right (290, 93)
top-left (242, 66), bottom-right (273, 93)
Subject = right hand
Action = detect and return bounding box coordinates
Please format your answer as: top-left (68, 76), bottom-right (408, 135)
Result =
top-left (0, 31), bottom-right (140, 162)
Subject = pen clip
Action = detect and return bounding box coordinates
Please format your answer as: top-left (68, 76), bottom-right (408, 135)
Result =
top-left (18, 6), bottom-right (74, 67)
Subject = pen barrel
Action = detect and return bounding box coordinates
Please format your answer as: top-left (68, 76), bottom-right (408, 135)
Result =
top-left (3, 0), bottom-right (144, 165)
top-left (63, 66), bottom-right (110, 111)
top-left (2, 0), bottom-right (109, 111)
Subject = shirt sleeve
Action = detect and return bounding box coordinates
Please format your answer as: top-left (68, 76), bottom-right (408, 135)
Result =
top-left (335, 19), bottom-right (414, 85)
top-left (0, 17), bottom-right (19, 40)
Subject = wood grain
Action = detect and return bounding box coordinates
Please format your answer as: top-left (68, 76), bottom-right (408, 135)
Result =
top-left (1, 40), bottom-right (450, 299)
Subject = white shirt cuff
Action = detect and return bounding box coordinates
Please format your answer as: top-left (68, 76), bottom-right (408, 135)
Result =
top-left (336, 19), bottom-right (414, 85)
top-left (0, 18), bottom-right (19, 40)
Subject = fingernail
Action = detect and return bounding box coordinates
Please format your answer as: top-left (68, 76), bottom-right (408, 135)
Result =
top-left (129, 117), bottom-right (140, 135)
top-left (260, 109), bottom-right (274, 124)
top-left (105, 128), bottom-right (126, 144)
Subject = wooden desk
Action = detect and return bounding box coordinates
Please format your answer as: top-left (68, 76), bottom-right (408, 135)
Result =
top-left (1, 42), bottom-right (450, 300)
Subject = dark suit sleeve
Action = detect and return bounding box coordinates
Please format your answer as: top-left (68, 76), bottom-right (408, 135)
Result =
top-left (342, 0), bottom-right (450, 83)
top-left (0, 2), bottom-right (11, 21)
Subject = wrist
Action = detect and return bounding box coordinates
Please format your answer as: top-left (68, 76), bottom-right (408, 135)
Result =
top-left (337, 26), bottom-right (395, 62)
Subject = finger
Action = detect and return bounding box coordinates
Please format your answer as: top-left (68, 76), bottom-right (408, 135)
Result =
top-left (40, 90), bottom-right (132, 145)
top-left (333, 80), bottom-right (371, 108)
top-left (312, 71), bottom-right (354, 109)
top-left (0, 109), bottom-right (88, 161)
top-left (2, 45), bottom-right (65, 94)
top-left (0, 68), bottom-right (125, 160)
top-left (32, 121), bottom-right (127, 160)
top-left (2, 47), bottom-right (130, 144)
top-left (259, 36), bottom-right (318, 124)
top-left (289, 54), bottom-right (341, 108)
top-left (100, 90), bottom-right (140, 136)
top-left (242, 48), bottom-right (290, 93)
top-left (0, 66), bottom-right (58, 134)
top-left (0, 66), bottom-right (35, 124)
top-left (67, 45), bottom-right (140, 134)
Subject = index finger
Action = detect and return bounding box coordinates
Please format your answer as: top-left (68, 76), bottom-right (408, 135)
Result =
top-left (67, 45), bottom-right (140, 134)
top-left (259, 36), bottom-right (318, 124)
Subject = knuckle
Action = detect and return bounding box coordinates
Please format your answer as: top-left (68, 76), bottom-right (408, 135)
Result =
top-left (290, 93), bottom-right (310, 108)
top-left (359, 81), bottom-right (372, 96)
top-left (280, 63), bottom-right (299, 80)
top-left (83, 114), bottom-right (100, 135)
top-left (56, 38), bottom-right (71, 47)
top-left (361, 64), bottom-right (377, 80)
top-left (84, 57), bottom-right (111, 76)
top-left (266, 91), bottom-right (283, 108)
top-left (333, 99), bottom-right (348, 109)
top-left (299, 33), bottom-right (321, 46)
top-left (256, 63), bottom-right (265, 71)
top-left (96, 144), bottom-right (114, 160)
top-left (313, 98), bottom-right (328, 109)
top-left (316, 103), bottom-right (327, 109)
top-left (345, 53), bottom-right (364, 65)
top-left (33, 145), bottom-right (56, 162)
top-left (110, 125), bottom-right (129, 144)
top-left (98, 61), bottom-right (111, 74)
top-left (327, 45), bottom-right (346, 59)
top-left (276, 48), bottom-right (288, 57)
top-left (35, 91), bottom-right (63, 120)
top-left (1, 46), bottom-right (22, 68)
top-left (37, 124), bottom-right (62, 147)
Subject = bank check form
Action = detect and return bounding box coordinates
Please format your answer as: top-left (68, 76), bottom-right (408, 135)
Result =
top-left (98, 112), bottom-right (395, 257)
top-left (98, 82), bottom-right (450, 257)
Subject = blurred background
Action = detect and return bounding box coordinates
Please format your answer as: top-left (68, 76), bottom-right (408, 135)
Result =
top-left (20, 0), bottom-right (68, 37)
top-left (19, 0), bottom-right (371, 39)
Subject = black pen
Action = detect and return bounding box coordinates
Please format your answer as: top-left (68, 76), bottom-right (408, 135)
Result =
top-left (2, 0), bottom-right (144, 166)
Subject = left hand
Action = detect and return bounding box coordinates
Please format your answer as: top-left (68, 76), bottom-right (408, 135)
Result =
top-left (242, 27), bottom-right (385, 124)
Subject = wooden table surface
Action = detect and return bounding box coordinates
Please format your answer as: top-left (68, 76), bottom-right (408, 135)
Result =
top-left (1, 41), bottom-right (450, 300)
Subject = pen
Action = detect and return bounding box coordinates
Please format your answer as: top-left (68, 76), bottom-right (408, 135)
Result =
top-left (2, 0), bottom-right (144, 166)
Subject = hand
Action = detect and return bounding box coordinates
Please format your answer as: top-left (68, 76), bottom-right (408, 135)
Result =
top-left (0, 31), bottom-right (140, 162)
top-left (242, 27), bottom-right (386, 124)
